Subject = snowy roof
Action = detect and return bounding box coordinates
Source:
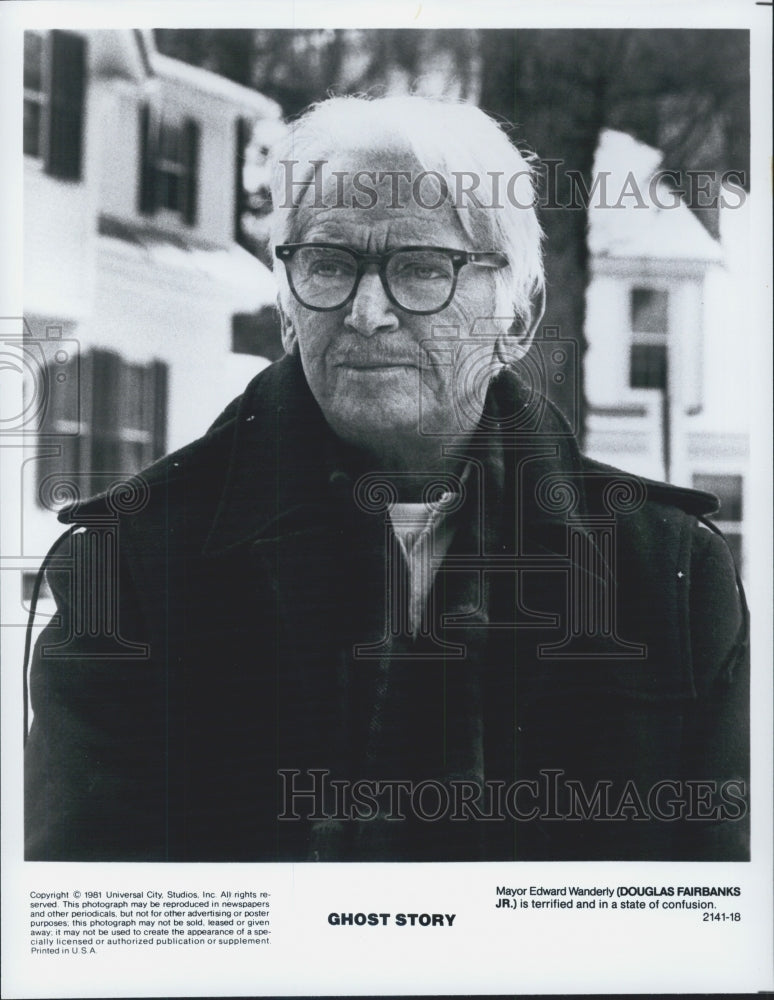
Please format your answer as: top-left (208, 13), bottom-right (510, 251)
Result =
top-left (588, 129), bottom-right (722, 263)
top-left (97, 215), bottom-right (278, 311)
top-left (150, 50), bottom-right (281, 119)
top-left (90, 29), bottom-right (281, 118)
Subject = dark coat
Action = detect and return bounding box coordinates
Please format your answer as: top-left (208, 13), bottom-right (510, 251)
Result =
top-left (25, 354), bottom-right (749, 862)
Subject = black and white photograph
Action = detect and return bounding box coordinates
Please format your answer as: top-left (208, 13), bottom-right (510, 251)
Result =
top-left (2, 1), bottom-right (772, 996)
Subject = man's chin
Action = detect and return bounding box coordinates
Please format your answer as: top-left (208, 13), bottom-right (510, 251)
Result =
top-left (328, 407), bottom-right (423, 449)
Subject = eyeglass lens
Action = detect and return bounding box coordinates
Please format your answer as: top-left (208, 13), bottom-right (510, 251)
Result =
top-left (288, 247), bottom-right (456, 312)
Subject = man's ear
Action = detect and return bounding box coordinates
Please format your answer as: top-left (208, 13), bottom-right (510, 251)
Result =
top-left (501, 283), bottom-right (546, 362)
top-left (279, 308), bottom-right (297, 354)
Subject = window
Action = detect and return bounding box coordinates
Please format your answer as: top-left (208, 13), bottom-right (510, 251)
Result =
top-left (138, 107), bottom-right (199, 224)
top-left (23, 30), bottom-right (86, 179)
top-left (231, 308), bottom-right (283, 361)
top-left (629, 287), bottom-right (669, 390)
top-left (692, 473), bottom-right (744, 573)
top-left (156, 121), bottom-right (186, 211)
top-left (631, 287), bottom-right (669, 333)
top-left (630, 343), bottom-right (667, 390)
top-left (36, 348), bottom-right (168, 504)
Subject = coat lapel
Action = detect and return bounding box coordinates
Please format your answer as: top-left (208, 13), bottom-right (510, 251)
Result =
top-left (202, 354), bottom-right (387, 655)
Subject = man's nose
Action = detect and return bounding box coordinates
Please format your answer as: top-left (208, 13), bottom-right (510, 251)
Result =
top-left (343, 270), bottom-right (399, 337)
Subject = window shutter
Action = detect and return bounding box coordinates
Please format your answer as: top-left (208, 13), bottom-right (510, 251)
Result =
top-left (234, 116), bottom-right (251, 244)
top-left (138, 103), bottom-right (156, 215)
top-left (150, 361), bottom-right (168, 458)
top-left (46, 30), bottom-right (86, 180)
top-left (89, 349), bottom-right (122, 489)
top-left (35, 344), bottom-right (82, 507)
top-left (181, 118), bottom-right (200, 226)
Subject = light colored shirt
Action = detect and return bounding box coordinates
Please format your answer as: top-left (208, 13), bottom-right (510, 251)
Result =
top-left (388, 492), bottom-right (459, 636)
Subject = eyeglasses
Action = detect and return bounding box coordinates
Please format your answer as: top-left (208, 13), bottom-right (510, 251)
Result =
top-left (274, 243), bottom-right (508, 315)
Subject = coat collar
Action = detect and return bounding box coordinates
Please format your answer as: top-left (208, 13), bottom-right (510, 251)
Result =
top-left (202, 354), bottom-right (335, 555)
top-left (201, 352), bottom-right (590, 558)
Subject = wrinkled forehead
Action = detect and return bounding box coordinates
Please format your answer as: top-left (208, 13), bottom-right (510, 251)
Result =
top-left (283, 146), bottom-right (491, 248)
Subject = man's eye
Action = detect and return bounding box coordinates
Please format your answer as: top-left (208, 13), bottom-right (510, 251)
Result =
top-left (396, 262), bottom-right (446, 281)
top-left (311, 262), bottom-right (341, 276)
top-left (309, 258), bottom-right (353, 278)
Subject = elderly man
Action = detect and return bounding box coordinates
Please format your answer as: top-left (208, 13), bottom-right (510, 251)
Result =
top-left (25, 96), bottom-right (748, 862)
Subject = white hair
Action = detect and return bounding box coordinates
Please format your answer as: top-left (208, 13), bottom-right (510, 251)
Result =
top-left (269, 94), bottom-right (545, 341)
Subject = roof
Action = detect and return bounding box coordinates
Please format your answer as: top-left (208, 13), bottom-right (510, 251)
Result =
top-left (97, 214), bottom-right (277, 310)
top-left (588, 129), bottom-right (722, 264)
top-left (89, 29), bottom-right (281, 119)
top-left (89, 30), bottom-right (153, 83)
top-left (149, 48), bottom-right (281, 119)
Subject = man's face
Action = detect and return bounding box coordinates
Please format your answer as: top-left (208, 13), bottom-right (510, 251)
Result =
top-left (281, 152), bottom-right (504, 459)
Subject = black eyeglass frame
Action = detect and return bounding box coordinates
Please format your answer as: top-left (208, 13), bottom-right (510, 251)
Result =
top-left (274, 243), bottom-right (509, 315)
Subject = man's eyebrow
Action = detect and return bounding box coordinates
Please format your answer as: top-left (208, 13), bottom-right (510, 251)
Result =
top-left (293, 225), bottom-right (357, 243)
top-left (297, 231), bottom-right (351, 241)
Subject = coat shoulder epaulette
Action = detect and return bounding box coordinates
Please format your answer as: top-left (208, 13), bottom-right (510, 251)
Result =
top-left (579, 456), bottom-right (719, 518)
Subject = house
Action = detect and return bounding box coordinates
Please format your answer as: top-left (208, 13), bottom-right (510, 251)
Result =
top-left (584, 129), bottom-right (750, 573)
top-left (20, 27), bottom-right (283, 616)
